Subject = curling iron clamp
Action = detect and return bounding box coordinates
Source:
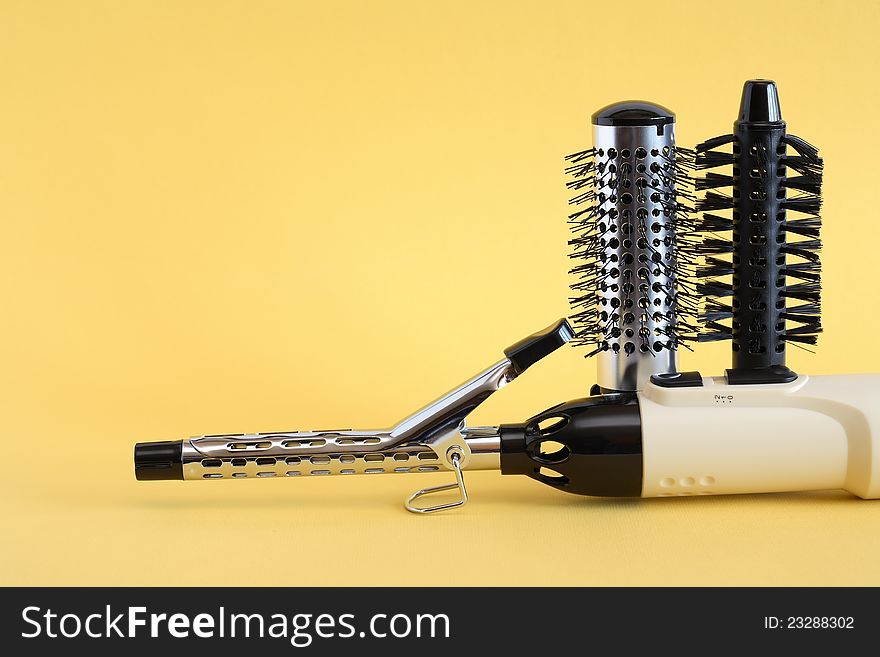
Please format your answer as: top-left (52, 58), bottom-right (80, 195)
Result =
top-left (135, 317), bottom-right (880, 512)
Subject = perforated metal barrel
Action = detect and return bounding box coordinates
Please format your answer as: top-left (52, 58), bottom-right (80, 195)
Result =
top-left (591, 102), bottom-right (682, 391)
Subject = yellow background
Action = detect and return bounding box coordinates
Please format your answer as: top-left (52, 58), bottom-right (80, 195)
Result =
top-left (2, 0), bottom-right (879, 586)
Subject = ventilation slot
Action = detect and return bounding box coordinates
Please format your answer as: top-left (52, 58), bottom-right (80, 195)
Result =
top-left (283, 439), bottom-right (326, 448)
top-left (536, 467), bottom-right (568, 485)
top-left (533, 439), bottom-right (571, 464)
top-left (228, 441), bottom-right (271, 451)
top-left (337, 437), bottom-right (381, 446)
top-left (535, 416), bottom-right (569, 435)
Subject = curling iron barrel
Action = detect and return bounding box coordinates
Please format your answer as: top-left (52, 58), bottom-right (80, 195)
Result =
top-left (135, 427), bottom-right (502, 482)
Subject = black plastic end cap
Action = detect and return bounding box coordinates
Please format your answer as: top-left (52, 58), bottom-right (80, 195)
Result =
top-left (737, 79), bottom-right (783, 124)
top-left (650, 371), bottom-right (704, 388)
top-left (592, 101), bottom-right (675, 127)
top-left (134, 441), bottom-right (183, 481)
top-left (504, 318), bottom-right (574, 375)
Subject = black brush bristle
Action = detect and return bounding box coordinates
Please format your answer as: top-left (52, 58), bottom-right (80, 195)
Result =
top-left (696, 134), bottom-right (736, 152)
top-left (695, 151), bottom-right (736, 169)
top-left (782, 195), bottom-right (822, 215)
top-left (564, 148), bottom-right (596, 163)
top-left (781, 262), bottom-right (821, 282)
top-left (781, 282), bottom-right (821, 302)
top-left (782, 134), bottom-right (821, 162)
top-left (697, 213), bottom-right (735, 232)
top-left (785, 216), bottom-right (822, 238)
top-left (698, 256), bottom-right (735, 277)
top-left (783, 156), bottom-right (824, 178)
top-left (780, 240), bottom-right (822, 263)
top-left (565, 131), bottom-right (696, 359)
top-left (697, 280), bottom-right (734, 298)
top-left (783, 176), bottom-right (822, 195)
top-left (696, 191), bottom-right (735, 212)
top-left (702, 299), bottom-right (734, 322)
top-left (700, 320), bottom-right (734, 342)
top-left (696, 172), bottom-right (735, 190)
top-left (697, 237), bottom-right (735, 255)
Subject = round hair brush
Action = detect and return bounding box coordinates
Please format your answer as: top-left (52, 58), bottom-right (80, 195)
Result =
top-left (694, 79), bottom-right (823, 383)
top-left (565, 102), bottom-right (696, 392)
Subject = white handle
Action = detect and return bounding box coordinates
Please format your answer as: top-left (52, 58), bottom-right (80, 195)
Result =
top-left (638, 374), bottom-right (880, 499)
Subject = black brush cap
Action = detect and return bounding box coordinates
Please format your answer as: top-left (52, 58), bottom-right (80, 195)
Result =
top-left (592, 101), bottom-right (674, 127)
top-left (738, 80), bottom-right (784, 124)
top-left (134, 440), bottom-right (183, 480)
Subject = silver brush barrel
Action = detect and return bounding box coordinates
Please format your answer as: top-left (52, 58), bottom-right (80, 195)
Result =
top-left (568, 102), bottom-right (690, 392)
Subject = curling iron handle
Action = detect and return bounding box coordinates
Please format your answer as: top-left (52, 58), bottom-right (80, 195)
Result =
top-left (500, 374), bottom-right (880, 500)
top-left (639, 374), bottom-right (880, 499)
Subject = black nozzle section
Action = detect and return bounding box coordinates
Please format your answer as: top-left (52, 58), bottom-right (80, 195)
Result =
top-left (737, 79), bottom-right (783, 125)
top-left (592, 101), bottom-right (674, 127)
top-left (134, 441), bottom-right (183, 481)
top-left (500, 394), bottom-right (642, 497)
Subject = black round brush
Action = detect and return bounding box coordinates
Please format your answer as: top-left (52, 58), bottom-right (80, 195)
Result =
top-left (695, 80), bottom-right (823, 383)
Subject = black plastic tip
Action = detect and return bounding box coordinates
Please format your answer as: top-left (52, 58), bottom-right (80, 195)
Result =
top-left (135, 441), bottom-right (183, 481)
top-left (592, 101), bottom-right (674, 127)
top-left (737, 80), bottom-right (783, 124)
top-left (726, 365), bottom-right (797, 386)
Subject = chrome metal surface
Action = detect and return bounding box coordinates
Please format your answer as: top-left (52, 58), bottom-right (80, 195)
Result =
top-left (179, 360), bottom-right (515, 481)
top-left (181, 426), bottom-right (501, 480)
top-left (592, 122), bottom-right (681, 391)
top-left (173, 320), bottom-right (565, 517)
top-left (174, 319), bottom-right (572, 490)
top-left (391, 358), bottom-right (514, 443)
top-left (404, 449), bottom-right (468, 514)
